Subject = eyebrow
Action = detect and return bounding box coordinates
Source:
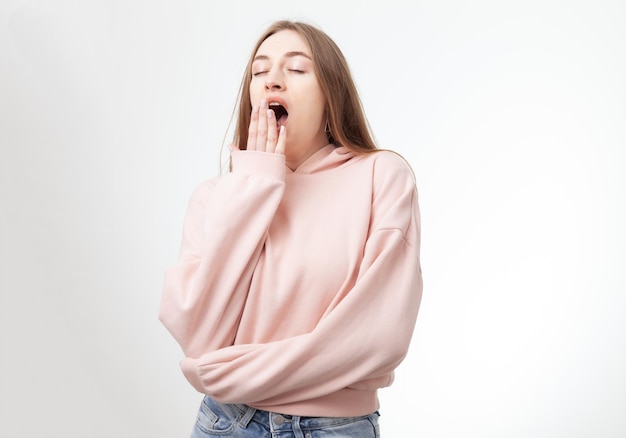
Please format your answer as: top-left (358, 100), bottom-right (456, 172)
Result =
top-left (253, 51), bottom-right (312, 62)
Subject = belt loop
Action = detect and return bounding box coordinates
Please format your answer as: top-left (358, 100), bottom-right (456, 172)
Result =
top-left (291, 415), bottom-right (305, 438)
top-left (239, 406), bottom-right (256, 428)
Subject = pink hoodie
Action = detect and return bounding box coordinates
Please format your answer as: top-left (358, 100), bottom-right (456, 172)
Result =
top-left (160, 144), bottom-right (422, 417)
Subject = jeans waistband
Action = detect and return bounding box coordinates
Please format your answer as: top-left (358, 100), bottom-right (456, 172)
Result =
top-left (229, 400), bottom-right (378, 432)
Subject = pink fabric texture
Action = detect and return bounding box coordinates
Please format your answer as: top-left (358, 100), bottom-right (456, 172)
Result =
top-left (160, 144), bottom-right (423, 417)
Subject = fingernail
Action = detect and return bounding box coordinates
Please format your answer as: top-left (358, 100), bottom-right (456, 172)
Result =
top-left (252, 105), bottom-right (259, 113)
top-left (267, 109), bottom-right (273, 119)
top-left (260, 99), bottom-right (267, 109)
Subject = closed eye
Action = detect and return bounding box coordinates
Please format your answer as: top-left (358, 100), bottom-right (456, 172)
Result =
top-left (253, 71), bottom-right (268, 77)
top-left (288, 69), bottom-right (305, 73)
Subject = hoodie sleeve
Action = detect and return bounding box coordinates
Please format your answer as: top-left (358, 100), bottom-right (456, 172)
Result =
top-left (179, 152), bottom-right (423, 406)
top-left (159, 150), bottom-right (286, 357)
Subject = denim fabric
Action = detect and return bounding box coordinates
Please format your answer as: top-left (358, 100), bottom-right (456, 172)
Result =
top-left (190, 395), bottom-right (380, 437)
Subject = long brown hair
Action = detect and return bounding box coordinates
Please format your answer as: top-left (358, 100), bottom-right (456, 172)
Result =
top-left (232, 20), bottom-right (378, 154)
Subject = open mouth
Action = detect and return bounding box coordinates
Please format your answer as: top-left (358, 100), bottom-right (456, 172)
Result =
top-left (269, 102), bottom-right (289, 126)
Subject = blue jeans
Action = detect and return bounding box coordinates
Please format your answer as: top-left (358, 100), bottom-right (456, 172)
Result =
top-left (190, 395), bottom-right (381, 437)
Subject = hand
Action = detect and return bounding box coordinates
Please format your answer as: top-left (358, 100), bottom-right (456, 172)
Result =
top-left (246, 99), bottom-right (286, 155)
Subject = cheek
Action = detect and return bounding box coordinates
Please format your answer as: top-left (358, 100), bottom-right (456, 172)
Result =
top-left (311, 88), bottom-right (326, 116)
top-left (249, 80), bottom-right (263, 104)
top-left (299, 86), bottom-right (325, 115)
top-left (312, 93), bottom-right (327, 121)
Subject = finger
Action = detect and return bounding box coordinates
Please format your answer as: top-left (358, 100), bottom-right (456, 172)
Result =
top-left (275, 125), bottom-right (286, 155)
top-left (255, 99), bottom-right (268, 151)
top-left (266, 109), bottom-right (277, 153)
top-left (246, 104), bottom-right (259, 151)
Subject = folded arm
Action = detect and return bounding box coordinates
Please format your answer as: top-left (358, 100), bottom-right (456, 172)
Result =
top-left (159, 151), bottom-right (286, 357)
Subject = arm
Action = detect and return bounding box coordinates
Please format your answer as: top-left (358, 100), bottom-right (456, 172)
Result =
top-left (159, 150), bottom-right (286, 357)
top-left (180, 153), bottom-right (423, 405)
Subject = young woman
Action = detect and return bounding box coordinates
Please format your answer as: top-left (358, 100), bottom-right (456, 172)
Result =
top-left (160, 20), bottom-right (423, 438)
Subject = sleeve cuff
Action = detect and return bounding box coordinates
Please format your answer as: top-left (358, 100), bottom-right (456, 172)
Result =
top-left (231, 150), bottom-right (286, 181)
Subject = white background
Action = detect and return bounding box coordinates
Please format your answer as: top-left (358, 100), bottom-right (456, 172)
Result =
top-left (1, 1), bottom-right (625, 437)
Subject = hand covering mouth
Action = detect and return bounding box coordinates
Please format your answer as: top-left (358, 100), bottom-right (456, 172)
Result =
top-left (269, 102), bottom-right (289, 126)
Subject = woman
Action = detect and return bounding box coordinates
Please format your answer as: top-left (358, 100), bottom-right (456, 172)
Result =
top-left (160, 20), bottom-right (423, 437)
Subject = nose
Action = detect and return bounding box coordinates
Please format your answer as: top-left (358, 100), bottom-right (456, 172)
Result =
top-left (264, 80), bottom-right (283, 90)
top-left (264, 72), bottom-right (284, 90)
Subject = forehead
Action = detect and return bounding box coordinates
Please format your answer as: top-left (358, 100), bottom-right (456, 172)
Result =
top-left (255, 29), bottom-right (312, 59)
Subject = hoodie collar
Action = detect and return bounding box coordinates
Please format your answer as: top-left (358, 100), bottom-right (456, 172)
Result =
top-left (288, 144), bottom-right (355, 174)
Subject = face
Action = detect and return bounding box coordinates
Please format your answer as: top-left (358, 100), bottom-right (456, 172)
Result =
top-left (250, 30), bottom-right (328, 166)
